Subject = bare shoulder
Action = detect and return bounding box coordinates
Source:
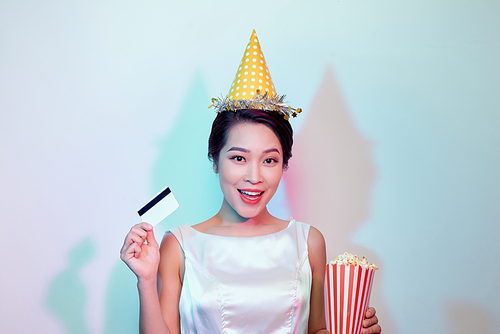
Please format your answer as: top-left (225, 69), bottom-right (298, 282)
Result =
top-left (307, 225), bottom-right (326, 249)
top-left (307, 226), bottom-right (327, 271)
top-left (159, 232), bottom-right (184, 271)
top-left (160, 231), bottom-right (181, 252)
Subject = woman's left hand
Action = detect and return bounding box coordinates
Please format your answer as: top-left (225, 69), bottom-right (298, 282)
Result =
top-left (361, 307), bottom-right (381, 333)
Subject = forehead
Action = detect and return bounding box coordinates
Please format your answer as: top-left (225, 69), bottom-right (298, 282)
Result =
top-left (225, 122), bottom-right (282, 151)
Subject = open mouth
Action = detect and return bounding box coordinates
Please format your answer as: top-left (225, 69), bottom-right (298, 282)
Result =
top-left (238, 189), bottom-right (264, 201)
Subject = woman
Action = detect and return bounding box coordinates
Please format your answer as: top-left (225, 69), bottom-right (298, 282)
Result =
top-left (121, 31), bottom-right (381, 334)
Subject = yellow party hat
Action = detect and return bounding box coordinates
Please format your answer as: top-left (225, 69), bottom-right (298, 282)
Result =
top-left (210, 30), bottom-right (301, 120)
top-left (228, 29), bottom-right (276, 100)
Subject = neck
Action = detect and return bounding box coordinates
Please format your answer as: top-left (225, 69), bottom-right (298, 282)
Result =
top-left (216, 198), bottom-right (273, 227)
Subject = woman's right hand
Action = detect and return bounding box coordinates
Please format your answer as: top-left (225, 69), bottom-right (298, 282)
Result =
top-left (120, 222), bottom-right (160, 283)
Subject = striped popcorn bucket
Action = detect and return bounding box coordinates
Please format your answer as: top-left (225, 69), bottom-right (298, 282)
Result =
top-left (326, 263), bottom-right (375, 334)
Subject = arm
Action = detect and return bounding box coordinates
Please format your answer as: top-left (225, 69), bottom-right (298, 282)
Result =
top-left (120, 223), bottom-right (171, 334)
top-left (307, 226), bottom-right (329, 334)
top-left (305, 226), bottom-right (381, 334)
top-left (158, 232), bottom-right (184, 334)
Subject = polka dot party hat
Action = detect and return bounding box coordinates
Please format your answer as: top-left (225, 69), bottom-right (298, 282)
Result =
top-left (210, 30), bottom-right (302, 120)
top-left (228, 29), bottom-right (275, 100)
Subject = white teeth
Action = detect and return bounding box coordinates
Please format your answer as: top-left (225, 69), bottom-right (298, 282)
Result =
top-left (240, 190), bottom-right (261, 196)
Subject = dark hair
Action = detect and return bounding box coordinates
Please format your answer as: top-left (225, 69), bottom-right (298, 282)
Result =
top-left (208, 109), bottom-right (293, 170)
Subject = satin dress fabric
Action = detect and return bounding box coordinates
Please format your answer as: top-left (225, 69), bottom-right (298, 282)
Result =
top-left (169, 219), bottom-right (312, 334)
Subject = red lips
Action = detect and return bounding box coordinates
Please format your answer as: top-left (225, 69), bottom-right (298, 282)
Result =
top-left (238, 189), bottom-right (264, 205)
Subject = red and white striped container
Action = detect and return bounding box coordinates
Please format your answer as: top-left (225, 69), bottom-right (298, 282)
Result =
top-left (326, 263), bottom-right (375, 334)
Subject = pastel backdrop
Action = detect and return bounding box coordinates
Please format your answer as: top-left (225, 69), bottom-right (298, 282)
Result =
top-left (1, 0), bottom-right (499, 333)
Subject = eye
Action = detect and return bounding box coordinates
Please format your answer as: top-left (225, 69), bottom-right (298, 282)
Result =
top-left (230, 155), bottom-right (245, 162)
top-left (264, 158), bottom-right (279, 164)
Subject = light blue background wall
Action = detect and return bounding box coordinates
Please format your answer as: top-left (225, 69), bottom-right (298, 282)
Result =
top-left (1, 0), bottom-right (499, 333)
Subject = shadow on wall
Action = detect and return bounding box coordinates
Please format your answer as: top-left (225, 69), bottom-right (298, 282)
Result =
top-left (102, 261), bottom-right (139, 333)
top-left (149, 70), bottom-right (222, 230)
top-left (284, 66), bottom-right (395, 333)
top-left (45, 237), bottom-right (96, 334)
top-left (103, 71), bottom-right (222, 334)
top-left (445, 301), bottom-right (494, 334)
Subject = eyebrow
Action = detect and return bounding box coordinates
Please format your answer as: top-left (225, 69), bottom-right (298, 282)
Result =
top-left (263, 148), bottom-right (281, 155)
top-left (227, 147), bottom-right (281, 155)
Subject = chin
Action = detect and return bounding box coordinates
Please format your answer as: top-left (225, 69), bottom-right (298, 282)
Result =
top-left (235, 206), bottom-right (265, 219)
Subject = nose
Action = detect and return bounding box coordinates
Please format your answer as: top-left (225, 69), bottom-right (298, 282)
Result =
top-left (244, 161), bottom-right (262, 184)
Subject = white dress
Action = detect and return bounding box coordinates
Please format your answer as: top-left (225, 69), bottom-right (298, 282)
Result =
top-left (169, 219), bottom-right (312, 334)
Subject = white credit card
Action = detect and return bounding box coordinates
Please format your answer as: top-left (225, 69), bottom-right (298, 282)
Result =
top-left (137, 186), bottom-right (179, 226)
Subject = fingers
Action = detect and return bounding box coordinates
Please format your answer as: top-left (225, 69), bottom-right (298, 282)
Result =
top-left (124, 223), bottom-right (153, 244)
top-left (140, 222), bottom-right (154, 231)
top-left (120, 223), bottom-right (155, 256)
top-left (145, 228), bottom-right (158, 248)
top-left (363, 314), bottom-right (378, 328)
top-left (120, 239), bottom-right (143, 262)
top-left (362, 307), bottom-right (381, 334)
top-left (365, 307), bottom-right (376, 318)
top-left (361, 324), bottom-right (381, 334)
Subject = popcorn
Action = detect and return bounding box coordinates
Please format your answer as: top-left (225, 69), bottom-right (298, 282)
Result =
top-left (330, 252), bottom-right (379, 270)
top-left (326, 252), bottom-right (378, 334)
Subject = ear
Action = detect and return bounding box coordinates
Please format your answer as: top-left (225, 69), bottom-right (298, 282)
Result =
top-left (213, 164), bottom-right (218, 174)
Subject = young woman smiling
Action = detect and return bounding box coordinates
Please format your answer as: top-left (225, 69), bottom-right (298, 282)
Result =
top-left (121, 30), bottom-right (381, 334)
top-left (120, 109), bottom-right (381, 334)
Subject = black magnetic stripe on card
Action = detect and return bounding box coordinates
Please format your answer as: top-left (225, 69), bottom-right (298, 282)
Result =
top-left (138, 187), bottom-right (172, 216)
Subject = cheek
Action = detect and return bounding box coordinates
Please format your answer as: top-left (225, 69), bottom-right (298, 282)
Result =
top-left (266, 169), bottom-right (283, 187)
top-left (275, 173), bottom-right (283, 186)
top-left (219, 164), bottom-right (243, 184)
